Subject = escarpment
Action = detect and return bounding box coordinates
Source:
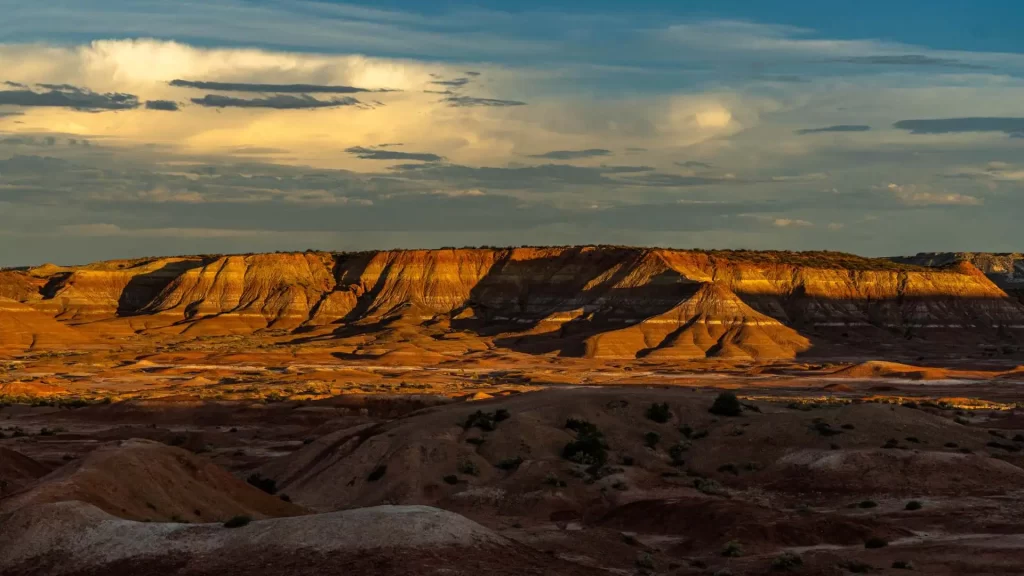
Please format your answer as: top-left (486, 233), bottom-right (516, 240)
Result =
top-left (2, 247), bottom-right (1023, 359)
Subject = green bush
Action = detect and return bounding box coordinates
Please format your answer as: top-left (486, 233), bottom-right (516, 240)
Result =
top-left (562, 419), bottom-right (608, 467)
top-left (721, 540), bottom-right (743, 557)
top-left (709, 392), bottom-right (742, 417)
top-left (458, 460), bottom-right (479, 476)
top-left (864, 536), bottom-right (888, 549)
top-left (367, 465), bottom-right (387, 482)
top-left (496, 456), bottom-right (523, 471)
top-left (771, 551), bottom-right (803, 571)
top-left (644, 431), bottom-right (661, 448)
top-left (646, 402), bottom-right (672, 423)
top-left (223, 515), bottom-right (251, 528)
top-left (246, 473), bottom-right (277, 495)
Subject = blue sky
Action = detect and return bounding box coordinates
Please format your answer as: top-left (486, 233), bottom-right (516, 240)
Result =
top-left (1, 0), bottom-right (1024, 264)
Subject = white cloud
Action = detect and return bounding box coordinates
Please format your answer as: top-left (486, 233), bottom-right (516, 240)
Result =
top-left (773, 218), bottom-right (814, 228)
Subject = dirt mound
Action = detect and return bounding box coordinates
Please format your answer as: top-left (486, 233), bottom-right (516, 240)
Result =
top-left (0, 297), bottom-right (93, 354)
top-left (834, 361), bottom-right (951, 380)
top-left (763, 449), bottom-right (1024, 495)
top-left (0, 448), bottom-right (51, 497)
top-left (584, 282), bottom-right (811, 360)
top-left (1, 439), bottom-right (304, 522)
top-left (599, 497), bottom-right (903, 553)
top-left (0, 501), bottom-right (597, 576)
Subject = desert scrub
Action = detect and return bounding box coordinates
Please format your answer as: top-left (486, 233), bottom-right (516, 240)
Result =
top-left (223, 515), bottom-right (251, 528)
top-left (905, 500), bottom-right (923, 511)
top-left (771, 552), bottom-right (803, 571)
top-left (645, 402), bottom-right (672, 423)
top-left (864, 536), bottom-right (888, 549)
top-left (709, 392), bottom-right (742, 417)
top-left (668, 442), bottom-right (689, 466)
top-left (563, 419), bottom-right (608, 467)
top-left (643, 431), bottom-right (661, 448)
top-left (496, 456), bottom-right (523, 471)
top-left (721, 540), bottom-right (743, 557)
top-left (458, 460), bottom-right (479, 476)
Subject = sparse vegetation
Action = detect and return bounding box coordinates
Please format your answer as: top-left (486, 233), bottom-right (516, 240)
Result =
top-left (246, 473), bottom-right (277, 494)
top-left (543, 473), bottom-right (567, 487)
top-left (864, 536), bottom-right (889, 549)
top-left (709, 392), bottom-right (742, 417)
top-left (563, 419), bottom-right (608, 467)
top-left (457, 460), bottom-right (479, 476)
top-left (694, 477), bottom-right (726, 496)
top-left (811, 421), bottom-right (842, 437)
top-left (636, 552), bottom-right (655, 569)
top-left (905, 500), bottom-right (923, 511)
top-left (721, 540), bottom-right (743, 557)
top-left (771, 551), bottom-right (803, 571)
top-left (892, 560), bottom-right (915, 570)
top-left (367, 465), bottom-right (388, 482)
top-left (679, 424), bottom-right (693, 438)
top-left (668, 442), bottom-right (689, 466)
top-left (496, 456), bottom-right (523, 471)
top-left (646, 402), bottom-right (672, 423)
top-left (643, 431), bottom-right (661, 448)
top-left (443, 474), bottom-right (459, 485)
top-left (223, 515), bottom-right (251, 528)
top-left (839, 560), bottom-right (874, 573)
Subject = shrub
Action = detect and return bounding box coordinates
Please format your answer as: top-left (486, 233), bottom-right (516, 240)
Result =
top-left (463, 410), bottom-right (496, 431)
top-left (944, 442), bottom-right (958, 448)
top-left (883, 438), bottom-right (900, 449)
top-left (811, 421), bottom-right (842, 437)
top-left (771, 551), bottom-right (803, 571)
top-left (668, 442), bottom-right (689, 466)
top-left (644, 431), bottom-right (661, 448)
top-left (565, 418), bottom-right (601, 437)
top-left (694, 477), bottom-right (726, 495)
top-left (367, 465), bottom-right (388, 482)
top-left (679, 424), bottom-right (693, 438)
top-left (620, 455), bottom-right (635, 466)
top-left (646, 402), bottom-right (672, 423)
top-left (563, 419), bottom-right (608, 467)
top-left (493, 408), bottom-right (511, 422)
top-left (839, 560), bottom-right (874, 573)
top-left (543, 473), bottom-right (566, 487)
top-left (223, 515), bottom-right (251, 528)
top-left (709, 392), bottom-right (742, 417)
top-left (905, 500), bottom-right (923, 511)
top-left (892, 560), bottom-right (915, 570)
top-left (721, 540), bottom-right (743, 557)
top-left (857, 500), bottom-right (878, 509)
top-left (636, 552), bottom-right (655, 569)
top-left (841, 423), bottom-right (855, 430)
top-left (496, 456), bottom-right (523, 471)
top-left (864, 536), bottom-right (888, 549)
top-left (443, 474), bottom-right (458, 485)
top-left (246, 473), bottom-right (277, 495)
top-left (691, 429), bottom-right (709, 440)
top-left (458, 460), bottom-right (479, 476)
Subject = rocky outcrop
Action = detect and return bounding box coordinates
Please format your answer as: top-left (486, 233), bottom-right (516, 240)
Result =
top-left (2, 247), bottom-right (1023, 358)
top-left (0, 297), bottom-right (92, 353)
top-left (893, 252), bottom-right (1024, 304)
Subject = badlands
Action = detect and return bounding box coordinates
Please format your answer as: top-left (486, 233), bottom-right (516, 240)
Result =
top-left (1, 246), bottom-right (1024, 575)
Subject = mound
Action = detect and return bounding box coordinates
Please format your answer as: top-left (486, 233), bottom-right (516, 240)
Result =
top-left (0, 297), bottom-right (92, 353)
top-left (584, 283), bottom-right (810, 360)
top-left (0, 502), bottom-right (597, 576)
top-left (834, 361), bottom-right (951, 380)
top-left (599, 497), bottom-right (904, 553)
top-left (0, 439), bottom-right (303, 522)
top-left (764, 449), bottom-right (1024, 495)
top-left (0, 448), bottom-right (51, 497)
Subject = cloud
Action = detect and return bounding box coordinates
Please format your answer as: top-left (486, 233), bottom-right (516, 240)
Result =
top-left (677, 160), bottom-right (713, 169)
top-left (893, 117), bottom-right (1024, 137)
top-left (883, 183), bottom-right (982, 206)
top-left (189, 94), bottom-right (361, 109)
top-left (832, 55), bottom-right (989, 69)
top-left (769, 173), bottom-right (829, 182)
top-left (431, 78), bottom-right (471, 87)
top-left (773, 218), bottom-right (814, 228)
top-left (2, 81), bottom-right (26, 88)
top-left (345, 146), bottom-right (443, 162)
top-left (794, 124), bottom-right (870, 135)
top-left (528, 149), bottom-right (612, 160)
top-left (0, 85), bottom-right (139, 111)
top-left (144, 99), bottom-right (179, 111)
top-left (169, 79), bottom-right (391, 93)
top-left (443, 96), bottom-right (526, 107)
top-left (465, 71), bottom-right (481, 77)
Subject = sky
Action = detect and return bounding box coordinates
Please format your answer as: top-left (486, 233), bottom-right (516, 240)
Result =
top-left (2, 1), bottom-right (1024, 265)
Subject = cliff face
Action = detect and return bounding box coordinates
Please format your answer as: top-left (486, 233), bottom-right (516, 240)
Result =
top-left (3, 247), bottom-right (1023, 358)
top-left (893, 253), bottom-right (1024, 304)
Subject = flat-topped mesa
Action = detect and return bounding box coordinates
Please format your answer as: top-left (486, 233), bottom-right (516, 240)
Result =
top-left (143, 252), bottom-right (336, 333)
top-left (1, 248), bottom-right (1022, 350)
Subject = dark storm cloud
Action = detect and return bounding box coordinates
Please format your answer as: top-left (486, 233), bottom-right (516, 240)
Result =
top-left (145, 100), bottom-right (180, 111)
top-left (832, 55), bottom-right (989, 69)
top-left (0, 85), bottom-right (139, 111)
top-left (345, 146), bottom-right (443, 162)
top-left (444, 96), bottom-right (526, 107)
top-left (189, 94), bottom-right (360, 109)
top-left (676, 160), bottom-right (713, 169)
top-left (893, 117), bottom-right (1024, 137)
top-left (465, 71), bottom-right (481, 77)
top-left (528, 149), bottom-right (612, 160)
top-left (169, 79), bottom-right (393, 93)
top-left (2, 81), bottom-right (26, 88)
top-left (794, 124), bottom-right (871, 135)
top-left (431, 78), bottom-right (471, 87)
